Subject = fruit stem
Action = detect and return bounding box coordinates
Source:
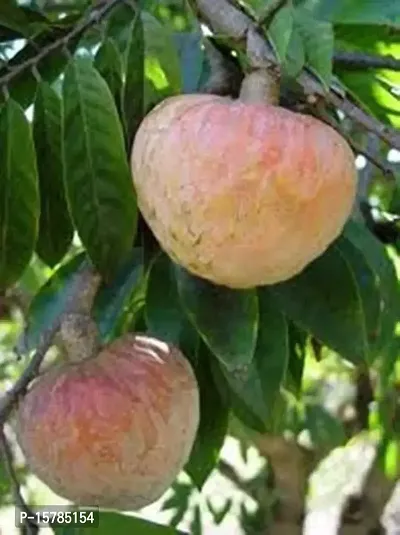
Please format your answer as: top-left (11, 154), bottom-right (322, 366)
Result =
top-left (60, 313), bottom-right (101, 363)
top-left (239, 68), bottom-right (280, 106)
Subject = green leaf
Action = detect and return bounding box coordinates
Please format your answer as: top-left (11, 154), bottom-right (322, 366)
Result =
top-left (146, 254), bottom-right (185, 344)
top-left (306, 404), bottom-right (346, 450)
top-left (17, 254), bottom-right (86, 354)
top-left (283, 26), bottom-right (305, 77)
top-left (174, 32), bottom-right (206, 93)
top-left (93, 247), bottom-right (145, 342)
top-left (176, 267), bottom-right (259, 372)
top-left (0, 98), bottom-right (39, 290)
top-left (62, 58), bottom-right (137, 281)
top-left (286, 322), bottom-right (307, 394)
top-left (142, 10), bottom-right (182, 98)
top-left (214, 289), bottom-right (289, 431)
top-left (334, 25), bottom-right (400, 128)
top-left (186, 344), bottom-right (229, 489)
top-left (0, 0), bottom-right (31, 36)
top-left (300, 0), bottom-right (400, 26)
top-left (294, 9), bottom-right (334, 87)
top-left (123, 10), bottom-right (145, 146)
top-left (271, 243), bottom-right (369, 364)
top-left (267, 5), bottom-right (294, 64)
top-left (335, 235), bottom-right (381, 357)
top-left (53, 511), bottom-right (188, 534)
top-left (343, 221), bottom-right (399, 356)
top-left (20, 249), bottom-right (144, 353)
top-left (0, 17), bottom-right (80, 108)
top-left (94, 39), bottom-right (123, 110)
top-left (33, 82), bottom-right (73, 267)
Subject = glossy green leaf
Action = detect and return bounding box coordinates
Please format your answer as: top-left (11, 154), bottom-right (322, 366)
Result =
top-left (146, 254), bottom-right (185, 344)
top-left (123, 10), bottom-right (145, 146)
top-left (295, 9), bottom-right (334, 87)
top-left (53, 512), bottom-right (188, 534)
top-left (33, 82), bottom-right (73, 267)
top-left (176, 267), bottom-right (259, 371)
top-left (0, 99), bottom-right (39, 290)
top-left (215, 289), bottom-right (289, 431)
top-left (94, 39), bottom-right (123, 110)
top-left (62, 58), bottom-right (137, 281)
top-left (186, 344), bottom-right (229, 489)
top-left (271, 244), bottom-right (368, 364)
top-left (267, 5), bottom-right (294, 64)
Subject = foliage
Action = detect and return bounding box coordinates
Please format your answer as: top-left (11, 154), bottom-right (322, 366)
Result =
top-left (0, 0), bottom-right (399, 533)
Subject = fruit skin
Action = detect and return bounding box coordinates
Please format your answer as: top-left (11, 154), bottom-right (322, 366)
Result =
top-left (14, 334), bottom-right (199, 510)
top-left (131, 94), bottom-right (357, 288)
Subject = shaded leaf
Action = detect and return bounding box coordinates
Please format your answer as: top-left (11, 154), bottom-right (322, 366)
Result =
top-left (17, 254), bottom-right (86, 354)
top-left (93, 247), bottom-right (145, 342)
top-left (175, 267), bottom-right (258, 371)
top-left (334, 24), bottom-right (400, 127)
top-left (142, 11), bottom-right (182, 94)
top-left (286, 322), bottom-right (308, 394)
top-left (186, 344), bottom-right (229, 489)
top-left (174, 31), bottom-right (206, 93)
top-left (343, 220), bottom-right (399, 356)
top-left (146, 254), bottom-right (185, 345)
top-left (0, 16), bottom-right (80, 108)
top-left (33, 82), bottom-right (73, 267)
top-left (62, 58), bottom-right (137, 281)
top-left (271, 244), bottom-right (368, 364)
top-left (214, 289), bottom-right (289, 431)
top-left (336, 234), bottom-right (381, 358)
top-left (0, 99), bottom-right (39, 290)
top-left (123, 11), bottom-right (145, 146)
top-left (306, 404), bottom-right (347, 450)
top-left (0, 0), bottom-right (31, 36)
top-left (94, 38), bottom-right (123, 110)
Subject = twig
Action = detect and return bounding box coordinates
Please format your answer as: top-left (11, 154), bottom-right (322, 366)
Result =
top-left (0, 264), bottom-right (101, 423)
top-left (315, 110), bottom-right (395, 180)
top-left (0, 428), bottom-right (38, 535)
top-left (334, 51), bottom-right (400, 71)
top-left (0, 0), bottom-right (127, 89)
top-left (194, 0), bottom-right (400, 151)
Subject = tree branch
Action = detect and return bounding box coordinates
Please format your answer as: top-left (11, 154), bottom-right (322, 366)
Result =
top-left (0, 0), bottom-right (129, 90)
top-left (0, 264), bottom-right (101, 423)
top-left (334, 51), bottom-right (400, 71)
top-left (194, 0), bottom-right (400, 151)
top-left (0, 428), bottom-right (38, 535)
